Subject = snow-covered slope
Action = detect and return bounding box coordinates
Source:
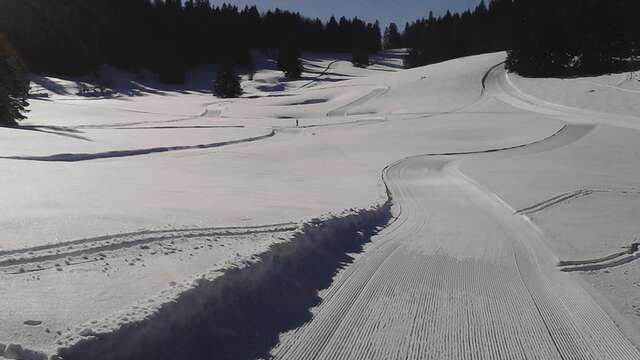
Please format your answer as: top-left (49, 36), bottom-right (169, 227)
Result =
top-left (2, 50), bottom-right (640, 359)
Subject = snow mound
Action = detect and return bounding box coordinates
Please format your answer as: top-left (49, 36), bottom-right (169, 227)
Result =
top-left (56, 206), bottom-right (392, 360)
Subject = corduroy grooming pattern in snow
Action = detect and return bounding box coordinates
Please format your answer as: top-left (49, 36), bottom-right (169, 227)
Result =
top-left (272, 157), bottom-right (640, 360)
top-left (56, 206), bottom-right (392, 360)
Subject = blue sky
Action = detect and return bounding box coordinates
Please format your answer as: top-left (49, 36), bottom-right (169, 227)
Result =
top-left (217, 0), bottom-right (482, 28)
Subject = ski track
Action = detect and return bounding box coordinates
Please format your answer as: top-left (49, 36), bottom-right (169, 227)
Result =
top-left (0, 129), bottom-right (275, 162)
top-left (326, 87), bottom-right (389, 117)
top-left (0, 223), bottom-right (297, 275)
top-left (6, 57), bottom-right (640, 359)
top-left (271, 141), bottom-right (640, 360)
top-left (268, 62), bottom-right (640, 359)
top-left (297, 118), bottom-right (387, 129)
top-left (560, 253), bottom-right (640, 273)
top-left (484, 63), bottom-right (640, 130)
top-left (516, 188), bottom-right (640, 215)
top-left (65, 101), bottom-right (228, 130)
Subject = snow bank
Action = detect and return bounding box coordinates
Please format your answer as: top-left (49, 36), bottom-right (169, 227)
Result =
top-left (56, 205), bottom-right (392, 360)
top-left (0, 342), bottom-right (47, 360)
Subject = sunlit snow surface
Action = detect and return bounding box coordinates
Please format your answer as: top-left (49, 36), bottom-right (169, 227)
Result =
top-left (2, 50), bottom-right (640, 358)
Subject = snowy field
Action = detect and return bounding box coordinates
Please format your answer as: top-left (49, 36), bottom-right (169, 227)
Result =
top-left (2, 49), bottom-right (640, 359)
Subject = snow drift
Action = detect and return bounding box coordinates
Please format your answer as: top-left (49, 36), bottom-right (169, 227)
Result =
top-left (55, 205), bottom-right (392, 360)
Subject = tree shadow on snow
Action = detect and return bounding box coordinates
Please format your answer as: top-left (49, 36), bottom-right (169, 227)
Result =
top-left (5, 125), bottom-right (92, 141)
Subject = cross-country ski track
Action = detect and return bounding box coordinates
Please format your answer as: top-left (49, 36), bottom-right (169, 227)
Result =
top-left (270, 64), bottom-right (640, 359)
top-left (4, 51), bottom-right (640, 359)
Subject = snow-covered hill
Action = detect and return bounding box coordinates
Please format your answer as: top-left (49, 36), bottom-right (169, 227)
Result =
top-left (2, 50), bottom-right (640, 359)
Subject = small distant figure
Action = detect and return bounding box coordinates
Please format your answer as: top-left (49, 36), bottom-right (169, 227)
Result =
top-left (296, 119), bottom-right (299, 127)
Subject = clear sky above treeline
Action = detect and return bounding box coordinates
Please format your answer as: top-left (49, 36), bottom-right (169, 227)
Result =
top-left (216, 0), bottom-right (481, 28)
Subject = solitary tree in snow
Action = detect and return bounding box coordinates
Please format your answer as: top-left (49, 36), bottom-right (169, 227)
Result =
top-left (0, 35), bottom-right (29, 126)
top-left (213, 60), bottom-right (243, 98)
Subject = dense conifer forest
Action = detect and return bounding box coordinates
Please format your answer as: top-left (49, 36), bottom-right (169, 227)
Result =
top-left (401, 0), bottom-right (640, 76)
top-left (2, 0), bottom-right (637, 81)
top-left (0, 0), bottom-right (382, 81)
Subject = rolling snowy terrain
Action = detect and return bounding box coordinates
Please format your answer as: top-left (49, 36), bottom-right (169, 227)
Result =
top-left (2, 49), bottom-right (640, 359)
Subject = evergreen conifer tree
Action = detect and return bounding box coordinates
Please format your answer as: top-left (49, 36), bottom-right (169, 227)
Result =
top-left (351, 49), bottom-right (369, 68)
top-left (0, 34), bottom-right (29, 126)
top-left (213, 60), bottom-right (242, 98)
top-left (277, 42), bottom-right (303, 79)
top-left (383, 23), bottom-right (402, 50)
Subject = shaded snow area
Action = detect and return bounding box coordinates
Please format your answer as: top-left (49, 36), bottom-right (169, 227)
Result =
top-left (2, 49), bottom-right (640, 359)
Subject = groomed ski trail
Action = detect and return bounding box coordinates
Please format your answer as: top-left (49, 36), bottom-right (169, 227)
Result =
top-left (271, 149), bottom-right (640, 360)
top-left (269, 61), bottom-right (640, 359)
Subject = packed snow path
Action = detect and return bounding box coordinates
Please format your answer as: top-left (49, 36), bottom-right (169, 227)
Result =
top-left (4, 51), bottom-right (640, 359)
top-left (273, 153), bottom-right (640, 360)
top-left (269, 61), bottom-right (640, 359)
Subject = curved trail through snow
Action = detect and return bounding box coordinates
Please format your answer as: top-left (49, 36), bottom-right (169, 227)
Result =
top-left (484, 63), bottom-right (640, 130)
top-left (270, 62), bottom-right (640, 359)
top-left (0, 129), bottom-right (275, 162)
top-left (272, 128), bottom-right (639, 360)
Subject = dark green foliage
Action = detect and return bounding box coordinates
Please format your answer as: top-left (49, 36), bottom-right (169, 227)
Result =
top-left (278, 42), bottom-right (303, 79)
top-left (350, 18), bottom-right (377, 67)
top-left (0, 1), bottom-right (382, 81)
top-left (383, 23), bottom-right (403, 50)
top-left (401, 0), bottom-right (640, 77)
top-left (0, 34), bottom-right (29, 126)
top-left (507, 0), bottom-right (636, 76)
top-left (403, 48), bottom-right (422, 69)
top-left (351, 48), bottom-right (370, 68)
top-left (213, 61), bottom-right (243, 98)
top-left (402, 1), bottom-right (515, 69)
top-left (246, 58), bottom-right (256, 81)
top-left (158, 62), bottom-right (186, 84)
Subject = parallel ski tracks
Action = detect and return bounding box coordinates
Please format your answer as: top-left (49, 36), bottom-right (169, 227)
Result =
top-left (273, 155), bottom-right (640, 359)
top-left (269, 62), bottom-right (640, 359)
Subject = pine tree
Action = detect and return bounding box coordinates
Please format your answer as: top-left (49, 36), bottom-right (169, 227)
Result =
top-left (383, 23), bottom-right (402, 50)
top-left (213, 60), bottom-right (242, 98)
top-left (0, 34), bottom-right (29, 126)
top-left (277, 42), bottom-right (303, 79)
top-left (246, 56), bottom-right (256, 81)
top-left (351, 48), bottom-right (370, 68)
top-left (1, 0), bottom-right (386, 77)
top-left (403, 48), bottom-right (421, 69)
